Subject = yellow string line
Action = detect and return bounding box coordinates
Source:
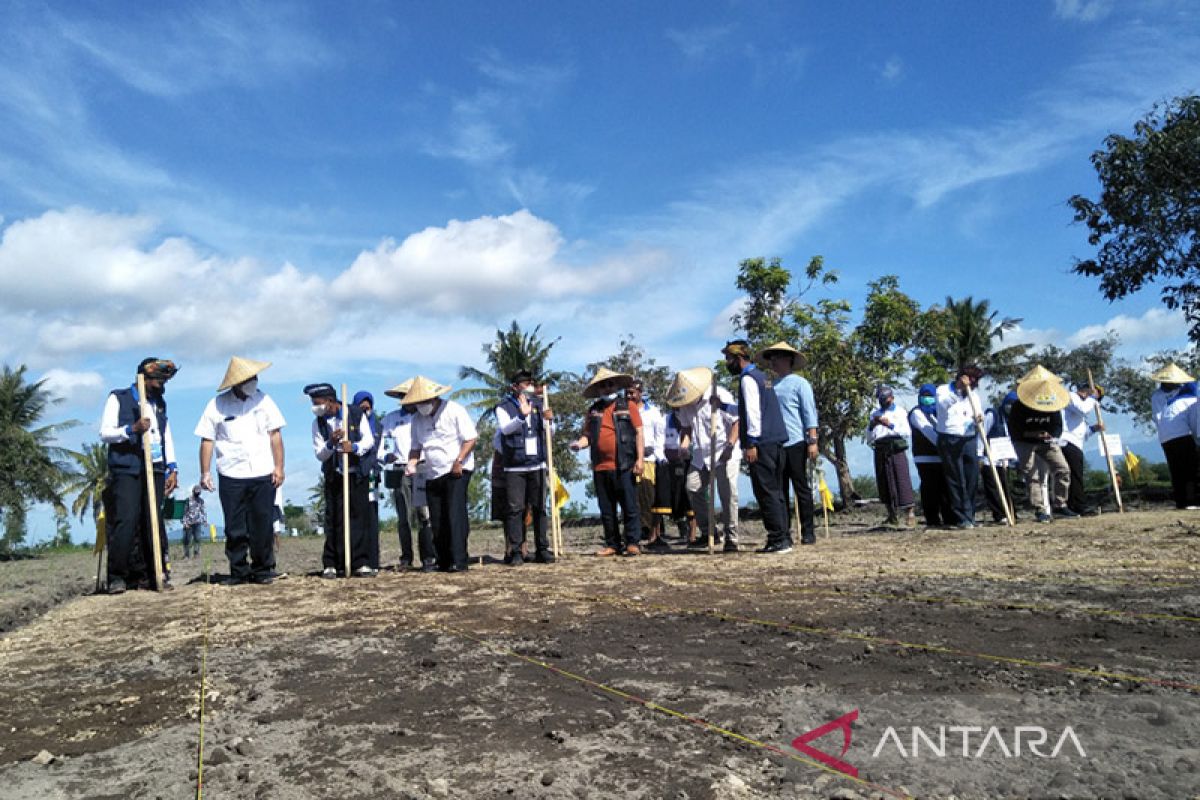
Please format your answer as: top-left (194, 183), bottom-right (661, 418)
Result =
top-left (671, 576), bottom-right (1200, 624)
top-left (525, 585), bottom-right (1200, 694)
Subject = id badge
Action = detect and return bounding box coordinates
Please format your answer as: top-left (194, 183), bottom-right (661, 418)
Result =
top-left (525, 435), bottom-right (539, 456)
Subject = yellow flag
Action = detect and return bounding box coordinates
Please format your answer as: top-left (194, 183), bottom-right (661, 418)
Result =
top-left (817, 472), bottom-right (835, 511)
top-left (93, 507), bottom-right (106, 555)
top-left (209, 523), bottom-right (218, 542)
top-left (553, 470), bottom-right (570, 511)
top-left (1124, 450), bottom-right (1141, 485)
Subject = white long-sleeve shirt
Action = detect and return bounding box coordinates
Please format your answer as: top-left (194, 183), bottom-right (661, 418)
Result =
top-left (639, 402), bottom-right (666, 461)
top-left (739, 372), bottom-right (762, 439)
top-left (379, 408), bottom-right (414, 469)
top-left (867, 404), bottom-right (911, 445)
top-left (908, 407), bottom-right (940, 464)
top-left (1059, 393), bottom-right (1098, 449)
top-left (676, 386), bottom-right (741, 470)
top-left (100, 389), bottom-right (176, 469)
top-left (935, 383), bottom-right (981, 437)
top-left (1152, 387), bottom-right (1197, 443)
top-left (312, 406), bottom-right (375, 473)
top-left (494, 398), bottom-right (555, 473)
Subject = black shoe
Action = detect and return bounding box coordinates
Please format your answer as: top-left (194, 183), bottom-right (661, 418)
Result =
top-left (420, 561), bottom-right (438, 573)
top-left (646, 539), bottom-right (671, 552)
top-left (800, 537), bottom-right (816, 545)
top-left (509, 553), bottom-right (524, 567)
top-left (757, 542), bottom-right (793, 554)
top-left (222, 575), bottom-right (250, 586)
top-left (534, 551), bottom-right (556, 564)
top-left (502, 552), bottom-right (513, 565)
top-left (251, 573), bottom-right (276, 585)
top-left (107, 577), bottom-right (127, 595)
top-left (399, 559), bottom-right (414, 569)
top-left (686, 538), bottom-right (707, 549)
top-left (1035, 511), bottom-right (1052, 523)
top-left (1053, 506), bottom-right (1080, 518)
top-left (723, 542), bottom-right (739, 553)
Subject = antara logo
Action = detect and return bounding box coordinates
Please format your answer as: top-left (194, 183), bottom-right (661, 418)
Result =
top-left (792, 710), bottom-right (1087, 777)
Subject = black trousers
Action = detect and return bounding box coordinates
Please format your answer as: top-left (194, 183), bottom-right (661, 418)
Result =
top-left (427, 470), bottom-right (472, 569)
top-left (504, 469), bottom-right (549, 555)
top-left (749, 442), bottom-right (789, 546)
top-left (322, 472), bottom-right (372, 572)
top-left (103, 470), bottom-right (169, 586)
top-left (937, 433), bottom-right (979, 525)
top-left (392, 475), bottom-right (434, 564)
top-left (594, 468), bottom-right (640, 549)
top-left (1061, 442), bottom-right (1090, 513)
top-left (218, 473), bottom-right (276, 581)
top-left (1162, 435), bottom-right (1199, 509)
top-left (981, 464), bottom-right (1014, 522)
top-left (782, 443), bottom-right (816, 543)
top-left (914, 461), bottom-right (953, 526)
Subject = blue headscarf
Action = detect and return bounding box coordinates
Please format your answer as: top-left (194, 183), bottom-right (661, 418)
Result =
top-left (915, 383), bottom-right (937, 420)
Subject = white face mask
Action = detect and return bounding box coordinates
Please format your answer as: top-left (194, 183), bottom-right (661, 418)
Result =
top-left (311, 404), bottom-right (326, 416)
top-left (522, 386), bottom-right (537, 397)
top-left (417, 401), bottom-right (436, 416)
top-left (237, 378), bottom-right (258, 395)
top-left (602, 392), bottom-right (619, 402)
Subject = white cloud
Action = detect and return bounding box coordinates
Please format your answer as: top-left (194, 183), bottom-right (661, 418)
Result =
top-left (1053, 0), bottom-right (1115, 22)
top-left (38, 368), bottom-right (105, 408)
top-left (1065, 307), bottom-right (1186, 348)
top-left (666, 25), bottom-right (736, 61)
top-left (881, 56), bottom-right (904, 82)
top-left (708, 297), bottom-right (747, 339)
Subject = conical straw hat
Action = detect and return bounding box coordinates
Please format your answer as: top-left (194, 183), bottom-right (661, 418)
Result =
top-left (1016, 365), bottom-right (1070, 413)
top-left (1151, 362), bottom-right (1194, 383)
top-left (217, 356), bottom-right (271, 392)
top-left (384, 378), bottom-right (415, 399)
top-left (401, 376), bottom-right (451, 405)
top-left (666, 367), bottom-right (714, 408)
top-left (758, 341), bottom-right (802, 363)
top-left (582, 367), bottom-right (634, 399)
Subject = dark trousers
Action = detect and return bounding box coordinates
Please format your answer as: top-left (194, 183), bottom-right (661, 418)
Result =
top-left (981, 464), bottom-right (1013, 522)
top-left (367, 495), bottom-right (380, 569)
top-left (218, 474), bottom-right (276, 580)
top-left (749, 441), bottom-right (789, 545)
top-left (1061, 442), bottom-right (1090, 513)
top-left (782, 443), bottom-right (816, 543)
top-left (322, 472), bottom-right (372, 572)
top-left (937, 433), bottom-right (979, 525)
top-left (505, 469), bottom-right (549, 555)
top-left (427, 470), bottom-right (472, 569)
top-left (103, 470), bottom-right (168, 586)
top-left (392, 476), bottom-right (434, 564)
top-left (914, 461), bottom-right (953, 526)
top-left (594, 468), bottom-right (640, 550)
top-left (1162, 435), bottom-right (1199, 509)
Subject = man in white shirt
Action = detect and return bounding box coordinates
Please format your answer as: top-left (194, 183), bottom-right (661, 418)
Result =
top-left (1060, 383), bottom-right (1103, 516)
top-left (405, 377), bottom-right (478, 572)
top-left (306, 382), bottom-right (376, 578)
top-left (99, 357), bottom-right (179, 593)
top-left (380, 380), bottom-right (434, 570)
top-left (935, 366), bottom-right (985, 528)
top-left (494, 369), bottom-right (555, 566)
top-left (196, 357), bottom-right (286, 585)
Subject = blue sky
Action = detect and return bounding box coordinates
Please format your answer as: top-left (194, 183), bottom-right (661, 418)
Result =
top-left (1, 1), bottom-right (1196, 539)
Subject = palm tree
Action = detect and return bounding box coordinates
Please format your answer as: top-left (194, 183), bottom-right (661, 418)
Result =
top-left (0, 365), bottom-right (79, 548)
top-left (456, 321), bottom-right (564, 417)
top-left (63, 443), bottom-right (108, 525)
top-left (929, 296), bottom-right (1031, 375)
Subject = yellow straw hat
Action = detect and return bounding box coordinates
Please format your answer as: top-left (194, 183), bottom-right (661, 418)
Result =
top-left (1151, 363), bottom-right (1195, 383)
top-left (384, 378), bottom-right (415, 399)
top-left (582, 367), bottom-right (634, 399)
top-left (1017, 364), bottom-right (1058, 384)
top-left (666, 367), bottom-right (714, 408)
top-left (1016, 365), bottom-right (1070, 413)
top-left (217, 356), bottom-right (271, 392)
top-left (758, 341), bottom-right (803, 364)
top-left (400, 376), bottom-right (451, 405)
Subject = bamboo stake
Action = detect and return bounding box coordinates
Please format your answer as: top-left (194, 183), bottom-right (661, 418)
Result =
top-left (136, 373), bottom-right (166, 590)
top-left (966, 389), bottom-right (1015, 527)
top-left (542, 387), bottom-right (562, 559)
top-left (707, 400), bottom-right (717, 555)
top-left (95, 549), bottom-right (104, 593)
top-left (1088, 369), bottom-right (1124, 513)
top-left (341, 383), bottom-right (351, 578)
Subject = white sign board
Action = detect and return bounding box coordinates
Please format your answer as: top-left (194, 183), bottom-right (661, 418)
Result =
top-left (986, 436), bottom-right (1017, 462)
top-left (1095, 433), bottom-right (1123, 457)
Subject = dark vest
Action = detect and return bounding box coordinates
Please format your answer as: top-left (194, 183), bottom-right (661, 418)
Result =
top-left (586, 397), bottom-right (638, 471)
top-left (736, 366), bottom-right (787, 448)
top-left (909, 407), bottom-right (939, 458)
top-left (497, 395), bottom-right (545, 468)
top-left (316, 405), bottom-right (369, 477)
top-left (987, 406), bottom-right (1009, 439)
top-left (1008, 401), bottom-right (1062, 442)
top-left (106, 387), bottom-right (168, 476)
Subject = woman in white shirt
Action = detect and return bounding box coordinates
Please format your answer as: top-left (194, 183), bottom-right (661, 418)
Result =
top-left (1151, 363), bottom-right (1199, 509)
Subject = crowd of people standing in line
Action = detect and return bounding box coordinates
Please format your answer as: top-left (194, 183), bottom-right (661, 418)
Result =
top-left (96, 349), bottom-right (1198, 594)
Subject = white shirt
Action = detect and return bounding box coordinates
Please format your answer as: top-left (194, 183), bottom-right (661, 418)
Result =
top-left (379, 407), bottom-right (415, 470)
top-left (908, 406), bottom-right (940, 464)
top-left (738, 371), bottom-right (762, 438)
top-left (410, 399), bottom-right (478, 479)
top-left (1152, 387), bottom-right (1197, 443)
top-left (639, 402), bottom-right (666, 461)
top-left (194, 390), bottom-right (285, 479)
top-left (494, 397), bottom-right (554, 473)
top-left (311, 406), bottom-right (376, 474)
top-left (1059, 393), bottom-right (1097, 449)
top-left (676, 386), bottom-right (741, 470)
top-left (867, 404), bottom-right (910, 445)
top-left (100, 389), bottom-right (176, 468)
top-left (935, 383), bottom-right (981, 437)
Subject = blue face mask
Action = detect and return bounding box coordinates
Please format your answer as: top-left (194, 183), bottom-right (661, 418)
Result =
top-left (919, 396), bottom-right (935, 408)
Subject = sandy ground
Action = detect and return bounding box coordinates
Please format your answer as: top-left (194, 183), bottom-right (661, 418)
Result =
top-left (0, 509), bottom-right (1198, 799)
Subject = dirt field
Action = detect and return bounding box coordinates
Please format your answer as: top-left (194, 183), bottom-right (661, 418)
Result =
top-left (1, 509), bottom-right (1198, 799)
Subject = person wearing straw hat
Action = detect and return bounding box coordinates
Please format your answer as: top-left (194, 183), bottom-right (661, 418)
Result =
top-left (935, 365), bottom-right (985, 528)
top-left (405, 377), bottom-right (478, 572)
top-left (380, 379), bottom-right (434, 570)
top-left (867, 385), bottom-right (916, 528)
top-left (495, 368), bottom-right (555, 566)
top-left (668, 366), bottom-right (741, 551)
top-left (306, 382), bottom-right (376, 578)
top-left (569, 367), bottom-right (644, 556)
top-left (100, 357), bottom-right (180, 593)
top-left (1060, 382), bottom-right (1104, 516)
top-left (1150, 363), bottom-right (1199, 509)
top-left (721, 340), bottom-right (790, 553)
top-left (761, 341), bottom-right (819, 545)
top-left (196, 357), bottom-right (286, 584)
top-left (909, 383), bottom-right (953, 528)
top-left (1009, 366), bottom-right (1073, 523)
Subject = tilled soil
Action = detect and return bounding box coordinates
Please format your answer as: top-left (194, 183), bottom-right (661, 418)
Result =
top-left (0, 511), bottom-right (1198, 799)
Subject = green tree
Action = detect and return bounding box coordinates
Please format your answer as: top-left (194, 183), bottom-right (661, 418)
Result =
top-left (0, 365), bottom-right (78, 549)
top-left (1070, 95), bottom-right (1200, 340)
top-left (62, 442), bottom-right (108, 525)
top-left (926, 296), bottom-right (1031, 378)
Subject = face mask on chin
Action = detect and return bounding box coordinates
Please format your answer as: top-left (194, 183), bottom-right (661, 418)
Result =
top-left (417, 401), bottom-right (436, 416)
top-left (237, 378), bottom-right (258, 396)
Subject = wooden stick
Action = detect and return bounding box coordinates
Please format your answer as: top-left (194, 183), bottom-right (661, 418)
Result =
top-left (707, 401), bottom-right (717, 555)
top-left (1088, 369), bottom-right (1124, 513)
top-left (341, 383), bottom-right (351, 578)
top-left (95, 550), bottom-right (104, 593)
top-left (542, 388), bottom-right (561, 559)
top-left (136, 373), bottom-right (166, 590)
top-left (966, 390), bottom-right (1015, 527)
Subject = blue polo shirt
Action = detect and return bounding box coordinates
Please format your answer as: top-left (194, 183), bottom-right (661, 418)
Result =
top-left (773, 373), bottom-right (818, 447)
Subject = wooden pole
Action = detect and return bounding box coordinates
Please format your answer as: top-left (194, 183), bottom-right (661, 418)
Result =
top-left (542, 388), bottom-right (562, 559)
top-left (341, 383), bottom-right (351, 578)
top-left (136, 373), bottom-right (166, 590)
top-left (966, 390), bottom-right (1015, 527)
top-left (1088, 369), bottom-right (1124, 513)
top-left (95, 550), bottom-right (104, 593)
top-left (707, 402), bottom-right (717, 555)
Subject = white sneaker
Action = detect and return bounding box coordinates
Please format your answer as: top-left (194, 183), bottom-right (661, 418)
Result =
top-left (353, 565), bottom-right (378, 578)
top-left (321, 567), bottom-right (337, 579)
